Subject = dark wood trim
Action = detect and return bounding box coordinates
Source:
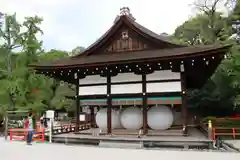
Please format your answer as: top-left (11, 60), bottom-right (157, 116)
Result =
top-left (74, 91), bottom-right (181, 100)
top-left (146, 92), bottom-right (181, 97)
top-left (107, 76), bottom-right (112, 134)
top-left (147, 79), bottom-right (180, 83)
top-left (78, 95), bottom-right (107, 99)
top-left (111, 81), bottom-right (142, 85)
top-left (79, 83), bottom-right (107, 87)
top-left (32, 47), bottom-right (228, 69)
top-left (142, 74), bottom-right (148, 135)
top-left (111, 93), bottom-right (142, 98)
top-left (78, 79), bottom-right (180, 87)
top-left (75, 80), bottom-right (80, 132)
top-left (180, 72), bottom-right (188, 136)
top-left (90, 107), bottom-right (95, 127)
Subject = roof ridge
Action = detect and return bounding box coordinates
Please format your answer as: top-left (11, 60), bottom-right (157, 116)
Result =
top-left (72, 9), bottom-right (186, 58)
top-left (125, 16), bottom-right (185, 47)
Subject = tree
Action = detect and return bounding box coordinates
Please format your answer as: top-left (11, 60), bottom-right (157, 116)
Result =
top-left (174, 2), bottom-right (232, 45)
top-left (228, 0), bottom-right (240, 41)
top-left (70, 46), bottom-right (85, 56)
top-left (0, 13), bottom-right (81, 114)
top-left (0, 13), bottom-right (22, 110)
top-left (9, 16), bottom-right (45, 112)
top-left (37, 49), bottom-right (75, 112)
top-left (173, 0), bottom-right (238, 116)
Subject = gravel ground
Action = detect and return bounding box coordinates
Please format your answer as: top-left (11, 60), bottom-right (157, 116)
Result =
top-left (1, 138), bottom-right (240, 160)
top-left (225, 140), bottom-right (240, 150)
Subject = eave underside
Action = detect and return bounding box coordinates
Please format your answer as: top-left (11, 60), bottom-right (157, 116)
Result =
top-left (31, 44), bottom-right (229, 69)
top-left (33, 52), bottom-right (227, 89)
top-left (30, 44), bottom-right (231, 89)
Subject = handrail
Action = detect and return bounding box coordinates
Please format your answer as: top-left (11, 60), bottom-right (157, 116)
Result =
top-left (212, 127), bottom-right (240, 140)
top-left (9, 128), bottom-right (45, 143)
top-left (216, 117), bottom-right (240, 120)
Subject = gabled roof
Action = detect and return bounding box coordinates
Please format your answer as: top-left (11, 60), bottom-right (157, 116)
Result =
top-left (74, 12), bottom-right (184, 57)
top-left (29, 8), bottom-right (232, 89)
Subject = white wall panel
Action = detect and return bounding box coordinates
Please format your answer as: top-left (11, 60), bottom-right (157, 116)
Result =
top-left (147, 82), bottom-right (181, 93)
top-left (146, 70), bottom-right (180, 81)
top-left (111, 73), bottom-right (141, 83)
top-left (79, 75), bottom-right (106, 85)
top-left (111, 84), bottom-right (142, 94)
top-left (79, 85), bottom-right (107, 95)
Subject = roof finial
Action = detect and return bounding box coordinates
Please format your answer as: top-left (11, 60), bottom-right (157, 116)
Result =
top-left (119, 7), bottom-right (135, 21)
top-left (120, 7), bottom-right (130, 16)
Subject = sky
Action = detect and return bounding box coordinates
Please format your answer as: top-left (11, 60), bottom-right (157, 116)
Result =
top-left (0, 0), bottom-right (205, 51)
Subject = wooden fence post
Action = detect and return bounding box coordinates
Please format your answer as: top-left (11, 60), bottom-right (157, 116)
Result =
top-left (208, 120), bottom-right (213, 140)
top-left (9, 128), bottom-right (12, 142)
top-left (41, 128), bottom-right (45, 143)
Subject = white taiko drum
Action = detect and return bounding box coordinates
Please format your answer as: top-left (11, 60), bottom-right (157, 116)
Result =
top-left (116, 109), bottom-right (122, 128)
top-left (147, 105), bottom-right (174, 130)
top-left (95, 108), bottom-right (120, 130)
top-left (120, 107), bottom-right (143, 130)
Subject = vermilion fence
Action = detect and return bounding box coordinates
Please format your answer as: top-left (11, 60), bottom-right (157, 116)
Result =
top-left (212, 117), bottom-right (240, 140)
top-left (212, 127), bottom-right (240, 140)
top-left (216, 117), bottom-right (240, 120)
top-left (9, 128), bottom-right (45, 143)
top-left (9, 123), bottom-right (94, 143)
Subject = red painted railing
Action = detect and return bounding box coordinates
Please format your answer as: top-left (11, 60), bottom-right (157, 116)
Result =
top-left (216, 117), bottom-right (240, 120)
top-left (9, 128), bottom-right (45, 143)
top-left (212, 127), bottom-right (240, 140)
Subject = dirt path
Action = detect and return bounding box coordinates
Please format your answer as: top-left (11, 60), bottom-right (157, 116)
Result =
top-left (0, 138), bottom-right (240, 160)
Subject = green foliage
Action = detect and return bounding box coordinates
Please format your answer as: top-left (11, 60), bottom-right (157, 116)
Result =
top-left (0, 13), bottom-right (75, 114)
top-left (173, 0), bottom-right (240, 117)
top-left (70, 46), bottom-right (85, 56)
top-left (1, 0), bottom-right (240, 117)
top-left (173, 12), bottom-right (232, 45)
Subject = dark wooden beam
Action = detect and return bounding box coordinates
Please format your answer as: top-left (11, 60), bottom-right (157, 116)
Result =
top-left (180, 71), bottom-right (188, 136)
top-left (107, 76), bottom-right (112, 134)
top-left (78, 79), bottom-right (180, 87)
top-left (142, 74), bottom-right (148, 135)
top-left (75, 79), bottom-right (80, 132)
top-left (68, 91), bottom-right (181, 100)
top-left (90, 107), bottom-right (95, 127)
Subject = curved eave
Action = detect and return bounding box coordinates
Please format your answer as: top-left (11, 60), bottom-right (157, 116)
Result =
top-left (73, 15), bottom-right (186, 57)
top-left (29, 44), bottom-right (231, 70)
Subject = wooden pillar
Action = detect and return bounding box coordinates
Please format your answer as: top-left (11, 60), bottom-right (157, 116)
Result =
top-left (4, 113), bottom-right (8, 140)
top-left (75, 79), bottom-right (80, 132)
top-left (180, 70), bottom-right (188, 136)
top-left (142, 74), bottom-right (148, 135)
top-left (107, 76), bottom-right (112, 134)
top-left (90, 107), bottom-right (95, 127)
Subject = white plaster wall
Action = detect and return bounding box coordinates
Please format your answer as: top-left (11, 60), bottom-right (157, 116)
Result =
top-left (79, 85), bottom-right (107, 95)
top-left (111, 84), bottom-right (142, 94)
top-left (79, 75), bottom-right (106, 85)
top-left (146, 70), bottom-right (180, 81)
top-left (111, 73), bottom-right (142, 82)
top-left (78, 71), bottom-right (181, 95)
top-left (79, 71), bottom-right (179, 84)
top-left (147, 82), bottom-right (181, 93)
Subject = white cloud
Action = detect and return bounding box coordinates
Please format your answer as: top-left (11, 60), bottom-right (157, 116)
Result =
top-left (0, 0), bottom-right (198, 51)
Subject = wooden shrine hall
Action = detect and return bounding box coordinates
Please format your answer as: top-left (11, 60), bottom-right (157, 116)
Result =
top-left (30, 7), bottom-right (231, 137)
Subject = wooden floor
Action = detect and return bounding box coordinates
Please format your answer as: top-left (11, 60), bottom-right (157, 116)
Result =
top-left (77, 128), bottom-right (184, 136)
top-left (53, 128), bottom-right (210, 142)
